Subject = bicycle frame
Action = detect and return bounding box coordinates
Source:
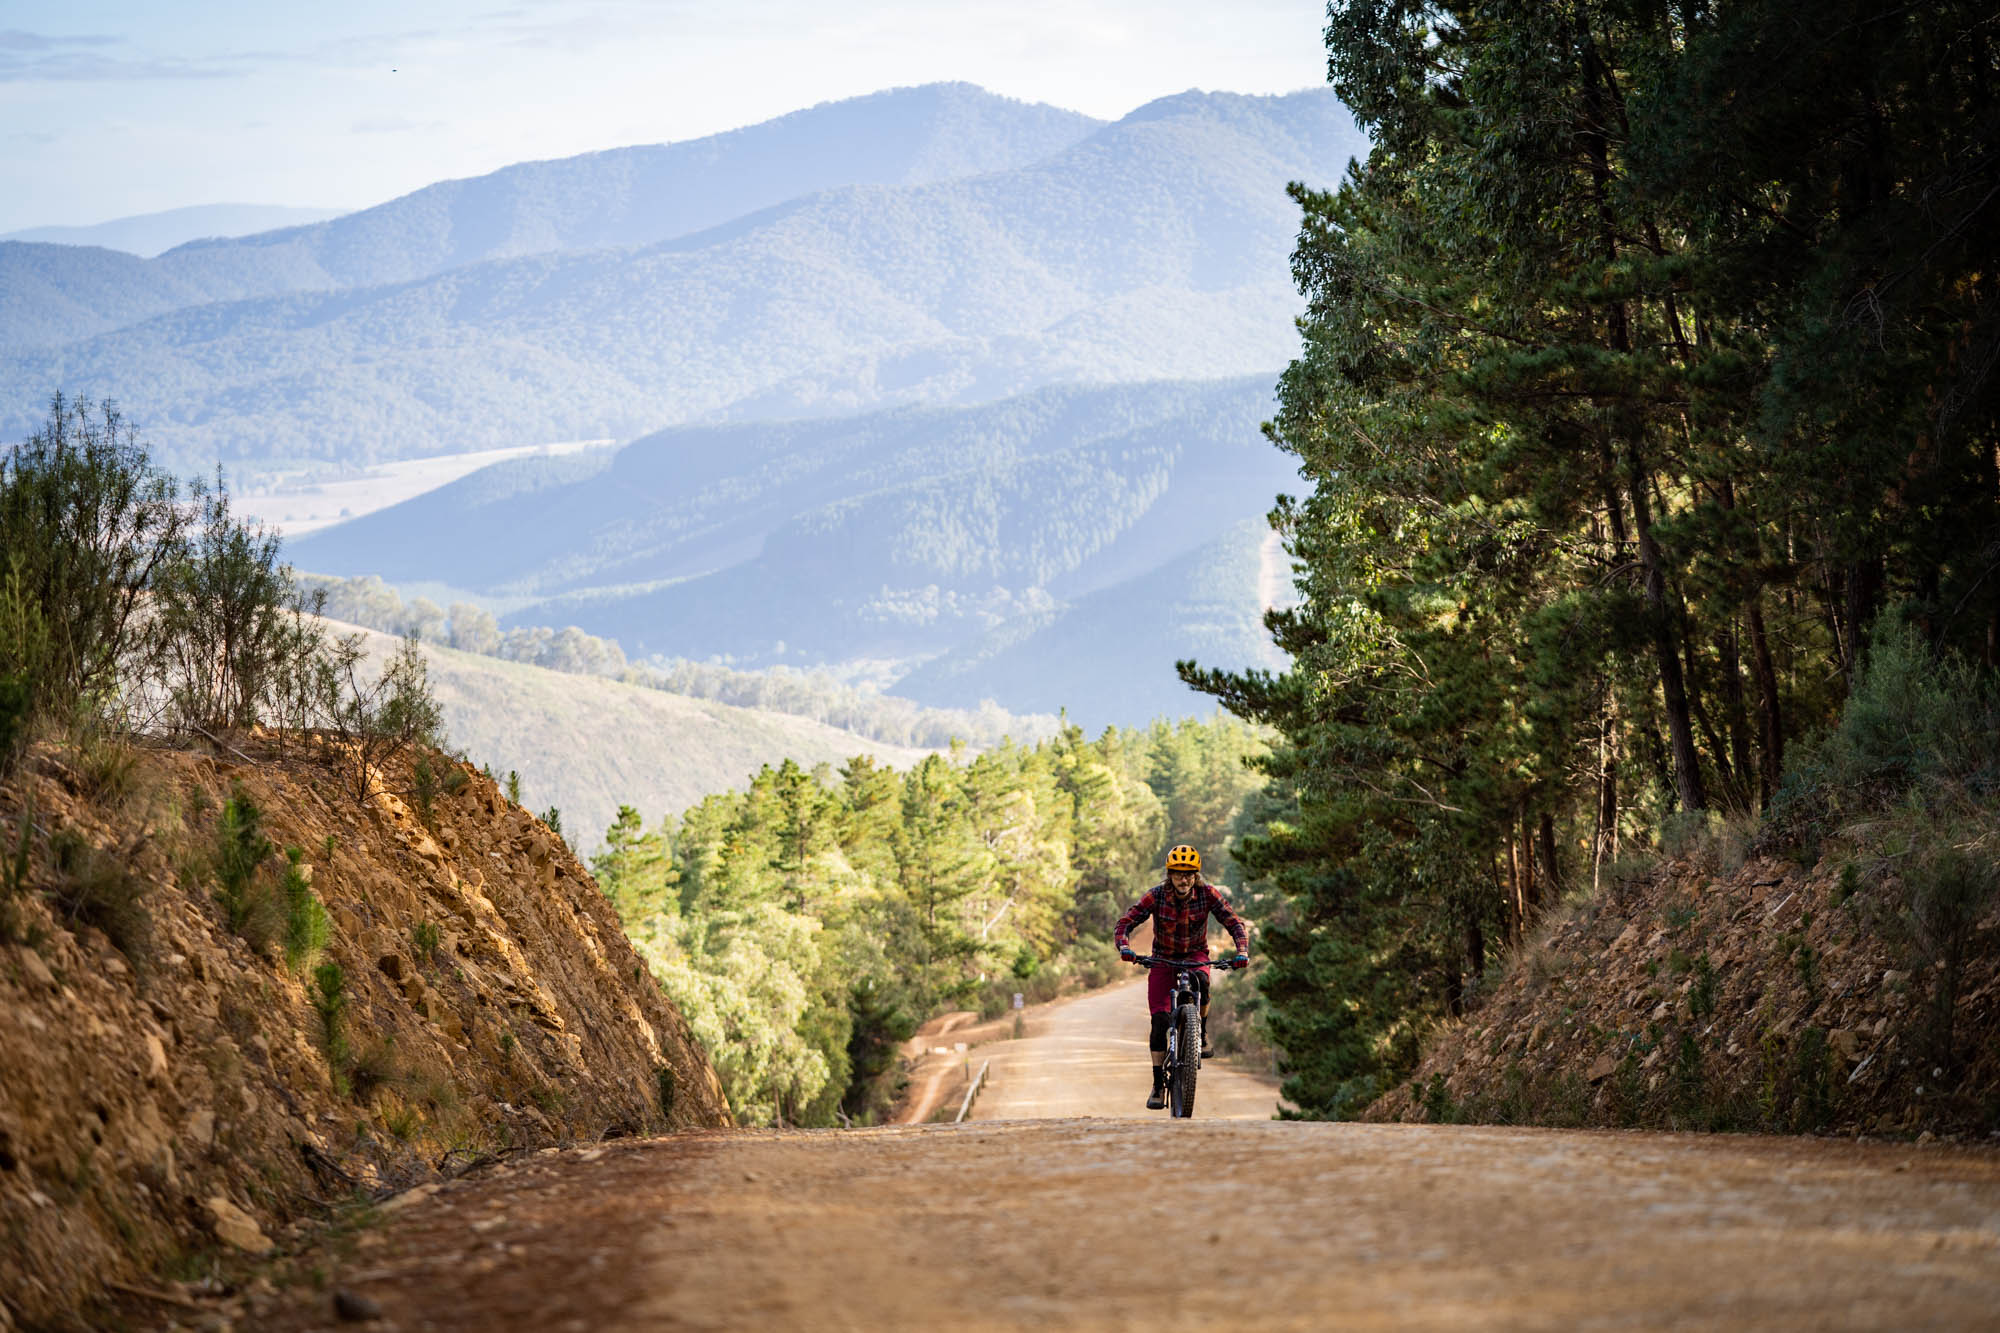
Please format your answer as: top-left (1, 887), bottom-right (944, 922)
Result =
top-left (1133, 956), bottom-right (1236, 1118)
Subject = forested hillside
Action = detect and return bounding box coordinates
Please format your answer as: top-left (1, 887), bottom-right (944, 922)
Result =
top-left (291, 377), bottom-right (1299, 727)
top-left (1186, 0), bottom-right (2000, 1127)
top-left (0, 85), bottom-right (1097, 360)
top-left (0, 90), bottom-right (1363, 468)
top-left (588, 715), bottom-right (1269, 1126)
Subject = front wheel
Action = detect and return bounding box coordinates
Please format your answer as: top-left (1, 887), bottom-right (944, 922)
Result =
top-left (1170, 1004), bottom-right (1200, 1117)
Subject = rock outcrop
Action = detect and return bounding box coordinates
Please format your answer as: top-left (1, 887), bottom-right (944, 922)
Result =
top-left (0, 737), bottom-right (729, 1329)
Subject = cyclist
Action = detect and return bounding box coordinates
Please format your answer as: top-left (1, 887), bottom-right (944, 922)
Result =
top-left (1114, 844), bottom-right (1250, 1110)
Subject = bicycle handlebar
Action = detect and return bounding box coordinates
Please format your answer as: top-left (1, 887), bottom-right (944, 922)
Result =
top-left (1130, 955), bottom-right (1246, 971)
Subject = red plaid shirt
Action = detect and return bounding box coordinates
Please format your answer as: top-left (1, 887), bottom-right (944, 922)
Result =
top-left (1114, 881), bottom-right (1248, 961)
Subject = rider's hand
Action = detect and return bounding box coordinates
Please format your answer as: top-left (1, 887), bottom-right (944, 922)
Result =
top-left (1119, 947), bottom-right (1138, 964)
top-left (1232, 952), bottom-right (1249, 970)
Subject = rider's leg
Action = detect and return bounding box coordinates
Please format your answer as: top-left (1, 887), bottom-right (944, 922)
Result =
top-left (1146, 1011), bottom-right (1170, 1109)
top-left (1197, 969), bottom-right (1215, 1059)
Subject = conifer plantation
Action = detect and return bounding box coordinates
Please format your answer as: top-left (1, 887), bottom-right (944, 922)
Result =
top-left (1183, 0), bottom-right (1999, 1117)
top-left (590, 718), bottom-right (1268, 1125)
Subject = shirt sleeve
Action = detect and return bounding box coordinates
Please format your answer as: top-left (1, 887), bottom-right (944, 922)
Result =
top-left (1208, 887), bottom-right (1250, 954)
top-left (1113, 890), bottom-right (1155, 952)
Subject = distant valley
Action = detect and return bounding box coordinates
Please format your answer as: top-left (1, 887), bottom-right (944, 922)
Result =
top-left (7, 81), bottom-right (1350, 732)
top-left (293, 376), bottom-right (1299, 727)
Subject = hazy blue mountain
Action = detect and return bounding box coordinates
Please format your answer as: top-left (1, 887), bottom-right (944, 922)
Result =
top-left (0, 204), bottom-right (345, 258)
top-left (0, 85), bottom-right (1100, 357)
top-left (2, 89), bottom-right (1363, 468)
top-left (0, 244), bottom-right (224, 354)
top-left (290, 377), bottom-right (1297, 728)
top-left (893, 519), bottom-right (1284, 723)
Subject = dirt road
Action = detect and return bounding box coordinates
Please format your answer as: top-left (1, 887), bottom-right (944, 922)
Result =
top-left (250, 976), bottom-right (2000, 1328)
top-left (263, 1120), bottom-right (2000, 1331)
top-left (972, 976), bottom-right (1281, 1120)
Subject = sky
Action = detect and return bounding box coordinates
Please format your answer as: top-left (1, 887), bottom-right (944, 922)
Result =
top-left (0, 1), bottom-right (1331, 233)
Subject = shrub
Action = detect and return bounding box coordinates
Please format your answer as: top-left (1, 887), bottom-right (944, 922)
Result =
top-left (48, 825), bottom-right (151, 970)
top-left (411, 757), bottom-right (439, 830)
top-left (280, 847), bottom-right (330, 973)
top-left (0, 394), bottom-right (190, 729)
top-left (411, 919), bottom-right (442, 965)
top-left (324, 635), bottom-right (446, 806)
top-left (1, 798), bottom-right (32, 944)
top-left (505, 771), bottom-right (522, 806)
top-left (348, 1039), bottom-right (399, 1104)
top-left (0, 674), bottom-right (28, 773)
top-left (146, 474), bottom-right (303, 735)
top-left (1766, 614), bottom-right (1999, 850)
top-left (65, 718), bottom-right (139, 804)
top-left (213, 785), bottom-right (279, 951)
top-left (312, 961), bottom-right (350, 1068)
top-left (1903, 845), bottom-right (1999, 1069)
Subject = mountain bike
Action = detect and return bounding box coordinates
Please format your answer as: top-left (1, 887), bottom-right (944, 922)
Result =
top-left (1134, 956), bottom-right (1241, 1118)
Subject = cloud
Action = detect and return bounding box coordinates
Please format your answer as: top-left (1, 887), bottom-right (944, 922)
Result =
top-left (0, 30), bottom-right (117, 52)
top-left (0, 30), bottom-right (246, 82)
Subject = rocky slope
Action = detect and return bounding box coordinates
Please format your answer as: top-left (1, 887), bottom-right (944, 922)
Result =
top-left (1366, 849), bottom-right (2000, 1138)
top-left (0, 735), bottom-right (730, 1329)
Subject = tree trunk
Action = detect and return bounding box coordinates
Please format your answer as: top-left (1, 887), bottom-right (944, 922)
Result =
top-left (1719, 624), bottom-right (1755, 810)
top-left (1537, 811), bottom-right (1561, 901)
top-left (1846, 556), bottom-right (1884, 676)
top-left (1747, 596), bottom-right (1783, 803)
top-left (1520, 808), bottom-right (1540, 912)
top-left (1594, 699), bottom-right (1619, 895)
top-left (1683, 631), bottom-right (1739, 810)
top-left (1627, 450), bottom-right (1709, 811)
top-left (1504, 841), bottom-right (1525, 942)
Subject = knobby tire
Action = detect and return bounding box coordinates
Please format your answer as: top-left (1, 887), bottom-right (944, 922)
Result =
top-left (1172, 1003), bottom-right (1200, 1117)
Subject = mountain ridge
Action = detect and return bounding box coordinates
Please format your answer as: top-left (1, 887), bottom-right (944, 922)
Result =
top-left (0, 88), bottom-right (1362, 467)
top-left (0, 203), bottom-right (346, 257)
top-left (0, 84), bottom-right (1102, 358)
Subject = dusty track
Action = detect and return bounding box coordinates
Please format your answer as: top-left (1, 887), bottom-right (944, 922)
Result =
top-left (972, 975), bottom-right (1281, 1119)
top-left (265, 1121), bottom-right (2000, 1331)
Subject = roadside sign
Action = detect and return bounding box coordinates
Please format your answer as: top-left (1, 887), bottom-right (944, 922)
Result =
top-left (953, 1041), bottom-right (968, 1054)
top-left (1013, 992), bottom-right (1024, 1010)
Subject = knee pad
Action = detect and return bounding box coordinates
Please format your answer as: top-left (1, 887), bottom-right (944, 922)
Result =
top-left (1149, 1011), bottom-right (1170, 1051)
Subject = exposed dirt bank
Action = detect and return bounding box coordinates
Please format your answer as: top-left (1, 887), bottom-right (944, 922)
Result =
top-left (258, 1119), bottom-right (2000, 1330)
top-left (1369, 850), bottom-right (2000, 1137)
top-left (0, 737), bottom-right (728, 1329)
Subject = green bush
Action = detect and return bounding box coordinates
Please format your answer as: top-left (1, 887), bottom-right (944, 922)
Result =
top-left (312, 960), bottom-right (350, 1071)
top-left (0, 395), bottom-right (190, 730)
top-left (280, 847), bottom-right (330, 973)
top-left (1904, 845), bottom-right (2000, 1069)
top-left (1767, 615), bottom-right (1999, 848)
top-left (412, 757), bottom-right (439, 830)
top-left (213, 785), bottom-right (280, 951)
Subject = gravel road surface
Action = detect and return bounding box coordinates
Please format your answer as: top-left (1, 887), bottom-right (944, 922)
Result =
top-left (972, 975), bottom-right (1281, 1120)
top-left (266, 1121), bottom-right (2000, 1331)
top-left (254, 973), bottom-right (2000, 1330)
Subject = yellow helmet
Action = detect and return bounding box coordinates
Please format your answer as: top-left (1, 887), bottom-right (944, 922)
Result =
top-left (1165, 844), bottom-right (1201, 873)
